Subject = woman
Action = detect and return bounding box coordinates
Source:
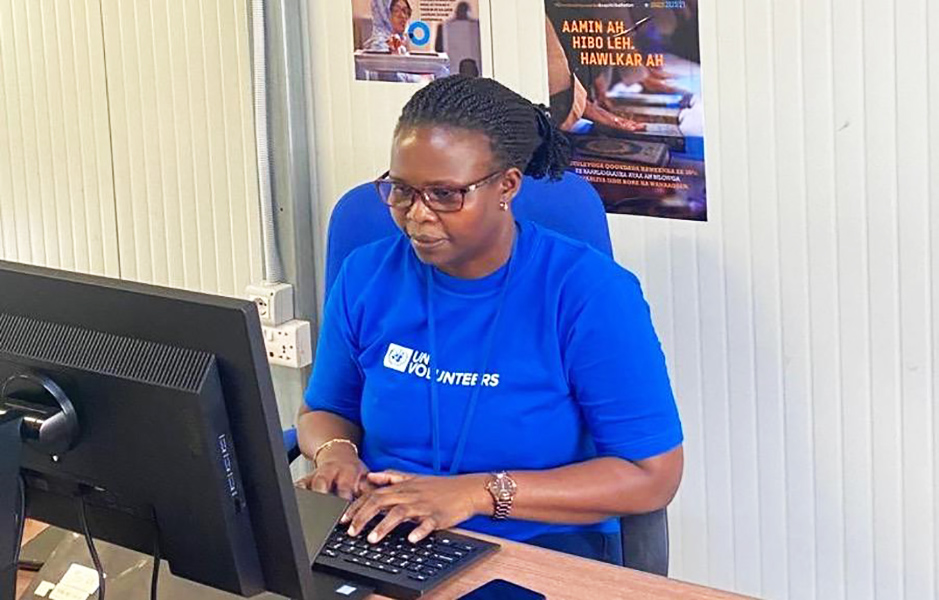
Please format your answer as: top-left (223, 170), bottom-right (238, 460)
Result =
top-left (296, 75), bottom-right (683, 565)
top-left (363, 0), bottom-right (412, 54)
top-left (544, 16), bottom-right (645, 133)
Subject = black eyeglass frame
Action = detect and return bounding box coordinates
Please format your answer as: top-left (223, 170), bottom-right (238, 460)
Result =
top-left (373, 170), bottom-right (505, 213)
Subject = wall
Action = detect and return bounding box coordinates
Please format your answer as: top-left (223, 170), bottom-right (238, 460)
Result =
top-left (0, 0), bottom-right (119, 276)
top-left (0, 0), bottom-right (262, 296)
top-left (305, 1), bottom-right (939, 599)
top-left (0, 0), bottom-right (322, 462)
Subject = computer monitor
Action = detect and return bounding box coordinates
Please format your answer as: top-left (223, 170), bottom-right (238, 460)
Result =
top-left (0, 260), bottom-right (318, 599)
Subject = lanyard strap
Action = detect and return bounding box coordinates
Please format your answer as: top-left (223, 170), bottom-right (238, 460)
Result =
top-left (426, 234), bottom-right (517, 476)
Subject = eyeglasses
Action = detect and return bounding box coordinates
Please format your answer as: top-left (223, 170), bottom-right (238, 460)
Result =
top-left (374, 170), bottom-right (503, 213)
top-left (390, 4), bottom-right (411, 17)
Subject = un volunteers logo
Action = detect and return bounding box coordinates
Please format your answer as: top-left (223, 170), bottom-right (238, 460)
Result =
top-left (383, 343), bottom-right (414, 372)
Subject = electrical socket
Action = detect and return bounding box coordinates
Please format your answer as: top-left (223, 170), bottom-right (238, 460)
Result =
top-left (262, 319), bottom-right (312, 368)
top-left (246, 282), bottom-right (294, 326)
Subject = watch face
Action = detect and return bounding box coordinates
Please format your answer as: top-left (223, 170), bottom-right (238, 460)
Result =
top-left (492, 474), bottom-right (517, 494)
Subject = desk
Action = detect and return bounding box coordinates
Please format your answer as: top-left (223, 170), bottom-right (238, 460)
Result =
top-left (18, 521), bottom-right (748, 599)
top-left (16, 520), bottom-right (47, 599)
top-left (416, 530), bottom-right (747, 600)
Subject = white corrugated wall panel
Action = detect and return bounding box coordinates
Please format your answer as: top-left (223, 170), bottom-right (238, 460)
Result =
top-left (931, 0), bottom-right (939, 595)
top-left (306, 1), bottom-right (938, 598)
top-left (832, 0), bottom-right (876, 598)
top-left (0, 0), bottom-right (118, 276)
top-left (100, 0), bottom-right (260, 296)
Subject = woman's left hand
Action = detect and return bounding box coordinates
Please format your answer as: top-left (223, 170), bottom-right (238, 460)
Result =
top-left (341, 470), bottom-right (489, 544)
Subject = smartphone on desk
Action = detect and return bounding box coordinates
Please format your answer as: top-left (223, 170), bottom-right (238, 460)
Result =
top-left (457, 579), bottom-right (546, 600)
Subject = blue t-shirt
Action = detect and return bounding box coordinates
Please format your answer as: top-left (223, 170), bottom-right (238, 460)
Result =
top-left (304, 220), bottom-right (682, 541)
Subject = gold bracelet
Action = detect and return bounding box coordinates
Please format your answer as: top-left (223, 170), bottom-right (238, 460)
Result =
top-left (312, 438), bottom-right (359, 468)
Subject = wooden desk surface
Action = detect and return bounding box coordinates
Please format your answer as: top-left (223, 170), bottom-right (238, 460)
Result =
top-left (16, 520), bottom-right (47, 599)
top-left (416, 530), bottom-right (748, 600)
top-left (17, 520), bottom-right (749, 600)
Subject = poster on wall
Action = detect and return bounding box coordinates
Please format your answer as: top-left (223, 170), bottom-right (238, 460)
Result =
top-left (545, 1), bottom-right (707, 221)
top-left (351, 0), bottom-right (483, 83)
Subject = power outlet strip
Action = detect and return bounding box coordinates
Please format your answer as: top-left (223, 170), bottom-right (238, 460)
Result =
top-left (262, 320), bottom-right (312, 368)
top-left (246, 282), bottom-right (294, 326)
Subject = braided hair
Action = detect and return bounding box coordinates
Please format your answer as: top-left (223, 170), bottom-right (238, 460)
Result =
top-left (395, 75), bottom-right (571, 180)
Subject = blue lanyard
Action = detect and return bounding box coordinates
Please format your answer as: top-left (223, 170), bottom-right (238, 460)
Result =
top-left (425, 233), bottom-right (517, 476)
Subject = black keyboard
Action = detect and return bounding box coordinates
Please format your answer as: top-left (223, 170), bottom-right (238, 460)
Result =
top-left (313, 518), bottom-right (498, 599)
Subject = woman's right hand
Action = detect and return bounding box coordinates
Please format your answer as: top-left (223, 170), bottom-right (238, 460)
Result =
top-left (294, 445), bottom-right (373, 500)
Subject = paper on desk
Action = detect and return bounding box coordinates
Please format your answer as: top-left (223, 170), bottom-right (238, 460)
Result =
top-left (34, 581), bottom-right (57, 597)
top-left (47, 563), bottom-right (102, 600)
top-left (48, 586), bottom-right (89, 600)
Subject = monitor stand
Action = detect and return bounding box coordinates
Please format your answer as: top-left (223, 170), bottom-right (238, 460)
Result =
top-left (1, 372), bottom-right (79, 600)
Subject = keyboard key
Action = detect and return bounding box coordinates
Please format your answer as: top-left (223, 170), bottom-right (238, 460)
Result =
top-left (341, 545), bottom-right (356, 554)
top-left (368, 552), bottom-right (382, 561)
top-left (432, 553), bottom-right (455, 563)
top-left (408, 574), bottom-right (428, 582)
top-left (427, 560), bottom-right (445, 570)
top-left (421, 567), bottom-right (439, 577)
top-left (322, 549), bottom-right (338, 558)
top-left (384, 567), bottom-right (401, 575)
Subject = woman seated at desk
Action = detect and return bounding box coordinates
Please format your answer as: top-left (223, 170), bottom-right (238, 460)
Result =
top-left (296, 75), bottom-right (683, 565)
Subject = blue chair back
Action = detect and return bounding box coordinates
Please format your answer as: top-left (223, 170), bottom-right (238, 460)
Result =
top-left (323, 171), bottom-right (613, 296)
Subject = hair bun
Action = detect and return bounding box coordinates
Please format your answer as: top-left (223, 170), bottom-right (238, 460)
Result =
top-left (534, 103), bottom-right (553, 136)
top-left (525, 102), bottom-right (571, 181)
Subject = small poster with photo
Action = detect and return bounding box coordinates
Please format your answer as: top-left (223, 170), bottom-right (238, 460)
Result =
top-left (351, 0), bottom-right (483, 83)
top-left (545, 0), bottom-right (707, 221)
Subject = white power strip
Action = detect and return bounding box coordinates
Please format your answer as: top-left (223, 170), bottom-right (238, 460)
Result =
top-left (262, 320), bottom-right (312, 368)
top-left (246, 282), bottom-right (294, 326)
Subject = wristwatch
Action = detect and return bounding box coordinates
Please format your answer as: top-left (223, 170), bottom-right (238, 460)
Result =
top-left (485, 471), bottom-right (518, 520)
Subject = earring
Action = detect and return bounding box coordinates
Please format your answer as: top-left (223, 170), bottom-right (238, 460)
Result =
top-left (499, 200), bottom-right (508, 211)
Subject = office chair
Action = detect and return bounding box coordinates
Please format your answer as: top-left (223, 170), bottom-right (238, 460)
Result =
top-left (285, 171), bottom-right (669, 577)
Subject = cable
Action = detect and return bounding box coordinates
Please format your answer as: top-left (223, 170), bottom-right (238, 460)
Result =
top-left (150, 527), bottom-right (161, 600)
top-left (251, 0), bottom-right (286, 284)
top-left (77, 494), bottom-right (105, 600)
